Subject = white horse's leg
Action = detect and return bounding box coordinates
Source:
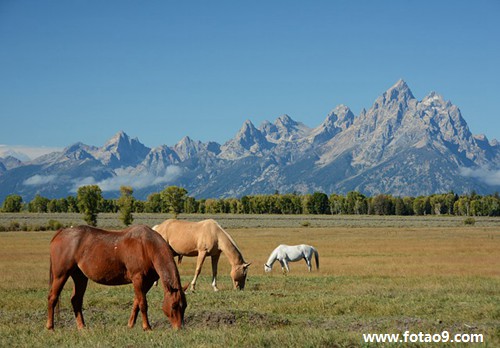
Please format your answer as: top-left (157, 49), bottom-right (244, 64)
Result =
top-left (305, 257), bottom-right (312, 271)
top-left (210, 254), bottom-right (220, 291)
top-left (283, 259), bottom-right (290, 273)
top-left (279, 260), bottom-right (287, 274)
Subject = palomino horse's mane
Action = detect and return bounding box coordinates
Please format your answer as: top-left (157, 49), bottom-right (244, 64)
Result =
top-left (213, 220), bottom-right (245, 261)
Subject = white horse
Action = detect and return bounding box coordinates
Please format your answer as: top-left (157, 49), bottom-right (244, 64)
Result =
top-left (264, 244), bottom-right (319, 273)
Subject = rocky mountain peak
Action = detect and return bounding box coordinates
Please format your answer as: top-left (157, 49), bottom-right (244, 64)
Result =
top-left (421, 91), bottom-right (450, 108)
top-left (219, 119), bottom-right (272, 159)
top-left (0, 155), bottom-right (23, 170)
top-left (60, 142), bottom-right (96, 162)
top-left (377, 79), bottom-right (415, 107)
top-left (331, 104), bottom-right (355, 130)
top-left (141, 145), bottom-right (180, 172)
top-left (96, 131), bottom-right (150, 168)
top-left (267, 114), bottom-right (311, 143)
top-left (275, 114), bottom-right (295, 127)
top-left (174, 136), bottom-right (204, 161)
top-left (311, 104), bottom-right (354, 144)
top-left (236, 120), bottom-right (263, 143)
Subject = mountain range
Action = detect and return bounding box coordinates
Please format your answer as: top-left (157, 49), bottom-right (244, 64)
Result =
top-left (1, 79), bottom-right (500, 202)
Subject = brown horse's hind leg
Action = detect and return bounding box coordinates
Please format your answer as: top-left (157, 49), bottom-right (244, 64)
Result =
top-left (46, 274), bottom-right (69, 330)
top-left (70, 269), bottom-right (88, 329)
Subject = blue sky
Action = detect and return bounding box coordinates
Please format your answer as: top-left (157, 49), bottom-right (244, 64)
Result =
top-left (1, 0), bottom-right (499, 154)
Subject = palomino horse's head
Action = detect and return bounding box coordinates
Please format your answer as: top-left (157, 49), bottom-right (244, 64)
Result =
top-left (230, 263), bottom-right (251, 290)
top-left (162, 283), bottom-right (188, 329)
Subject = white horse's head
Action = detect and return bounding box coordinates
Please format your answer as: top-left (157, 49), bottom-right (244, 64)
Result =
top-left (264, 263), bottom-right (272, 272)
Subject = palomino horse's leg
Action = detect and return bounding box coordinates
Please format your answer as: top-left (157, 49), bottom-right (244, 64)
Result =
top-left (46, 274), bottom-right (70, 330)
top-left (190, 250), bottom-right (207, 291)
top-left (130, 277), bottom-right (153, 330)
top-left (210, 254), bottom-right (221, 291)
top-left (70, 269), bottom-right (88, 329)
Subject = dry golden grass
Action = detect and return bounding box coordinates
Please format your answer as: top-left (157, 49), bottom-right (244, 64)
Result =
top-left (0, 220), bottom-right (499, 347)
top-left (190, 226), bottom-right (500, 279)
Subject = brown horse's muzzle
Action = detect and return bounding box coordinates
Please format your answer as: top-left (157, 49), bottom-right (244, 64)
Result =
top-left (163, 289), bottom-right (186, 330)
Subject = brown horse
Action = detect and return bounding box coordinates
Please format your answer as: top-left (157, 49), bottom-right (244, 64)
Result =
top-left (46, 225), bottom-right (187, 331)
top-left (153, 219), bottom-right (251, 291)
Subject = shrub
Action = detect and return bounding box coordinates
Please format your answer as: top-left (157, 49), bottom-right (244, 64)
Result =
top-left (47, 219), bottom-right (63, 230)
top-left (463, 217), bottom-right (476, 225)
top-left (8, 221), bottom-right (20, 231)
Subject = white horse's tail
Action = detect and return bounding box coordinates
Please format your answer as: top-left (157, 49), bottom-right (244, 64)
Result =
top-left (313, 247), bottom-right (319, 270)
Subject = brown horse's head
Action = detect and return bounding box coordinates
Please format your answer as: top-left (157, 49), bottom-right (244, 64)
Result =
top-left (230, 263), bottom-right (251, 290)
top-left (162, 284), bottom-right (187, 329)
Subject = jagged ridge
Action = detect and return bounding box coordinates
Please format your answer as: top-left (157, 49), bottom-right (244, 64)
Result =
top-left (1, 80), bottom-right (499, 201)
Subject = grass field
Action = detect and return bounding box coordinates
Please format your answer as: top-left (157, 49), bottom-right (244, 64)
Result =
top-left (0, 214), bottom-right (499, 347)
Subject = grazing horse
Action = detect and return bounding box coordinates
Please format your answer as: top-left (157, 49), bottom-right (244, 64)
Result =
top-left (264, 244), bottom-right (319, 273)
top-left (153, 219), bottom-right (251, 291)
top-left (46, 225), bottom-right (187, 331)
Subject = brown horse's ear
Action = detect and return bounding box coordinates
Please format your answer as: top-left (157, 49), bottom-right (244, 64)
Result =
top-left (243, 263), bottom-right (251, 269)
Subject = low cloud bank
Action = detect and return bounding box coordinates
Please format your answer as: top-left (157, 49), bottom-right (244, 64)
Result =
top-left (460, 167), bottom-right (500, 186)
top-left (23, 174), bottom-right (58, 186)
top-left (70, 166), bottom-right (183, 193)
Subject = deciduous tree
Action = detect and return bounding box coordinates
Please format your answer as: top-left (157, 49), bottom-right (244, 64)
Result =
top-left (77, 185), bottom-right (103, 226)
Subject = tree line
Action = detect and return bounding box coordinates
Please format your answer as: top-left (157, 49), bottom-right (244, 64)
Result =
top-left (2, 185), bottom-right (500, 226)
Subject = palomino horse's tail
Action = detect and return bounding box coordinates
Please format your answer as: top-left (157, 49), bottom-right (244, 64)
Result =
top-left (313, 247), bottom-right (319, 270)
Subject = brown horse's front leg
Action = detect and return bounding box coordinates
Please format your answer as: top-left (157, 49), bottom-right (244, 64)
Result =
top-left (47, 275), bottom-right (69, 330)
top-left (131, 277), bottom-right (154, 330)
top-left (128, 298), bottom-right (140, 328)
top-left (139, 296), bottom-right (152, 331)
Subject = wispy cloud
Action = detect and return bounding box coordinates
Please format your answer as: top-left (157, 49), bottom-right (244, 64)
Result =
top-left (23, 174), bottom-right (58, 186)
top-left (70, 166), bottom-right (183, 192)
top-left (459, 167), bottom-right (500, 186)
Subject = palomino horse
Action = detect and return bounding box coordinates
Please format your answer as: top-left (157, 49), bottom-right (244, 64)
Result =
top-left (153, 219), bottom-right (251, 291)
top-left (46, 225), bottom-right (187, 331)
top-left (264, 244), bottom-right (319, 273)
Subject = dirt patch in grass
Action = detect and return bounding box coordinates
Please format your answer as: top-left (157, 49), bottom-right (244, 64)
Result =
top-left (185, 310), bottom-right (290, 328)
